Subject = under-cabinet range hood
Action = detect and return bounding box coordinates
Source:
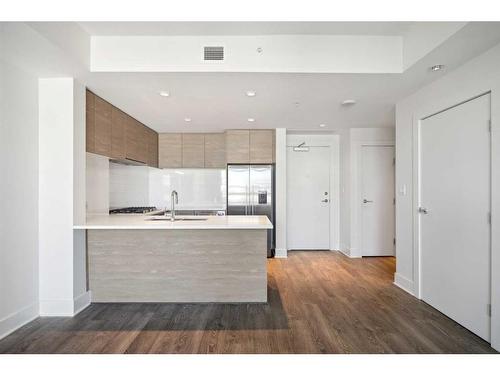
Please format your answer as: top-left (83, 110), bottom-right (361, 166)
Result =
top-left (109, 158), bottom-right (147, 167)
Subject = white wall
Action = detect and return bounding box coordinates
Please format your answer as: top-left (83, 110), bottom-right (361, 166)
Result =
top-left (38, 78), bottom-right (89, 316)
top-left (338, 129), bottom-right (351, 254)
top-left (91, 35), bottom-right (403, 73)
top-left (0, 59), bottom-right (40, 339)
top-left (275, 129), bottom-right (287, 257)
top-left (395, 42), bottom-right (500, 350)
top-left (0, 22), bottom-right (89, 338)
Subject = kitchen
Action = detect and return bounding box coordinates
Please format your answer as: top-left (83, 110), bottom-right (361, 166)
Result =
top-left (2, 18), bottom-right (500, 359)
top-left (80, 90), bottom-right (276, 303)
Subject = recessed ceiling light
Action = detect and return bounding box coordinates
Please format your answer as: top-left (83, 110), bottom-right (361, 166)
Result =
top-left (184, 118), bottom-right (192, 122)
top-left (341, 99), bottom-right (356, 106)
top-left (246, 91), bottom-right (256, 97)
top-left (319, 124), bottom-right (326, 128)
top-left (159, 91), bottom-right (170, 97)
top-left (247, 118), bottom-right (255, 122)
top-left (430, 64), bottom-right (445, 72)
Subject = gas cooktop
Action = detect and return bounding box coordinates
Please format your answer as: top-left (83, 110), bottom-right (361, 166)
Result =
top-left (109, 207), bottom-right (157, 214)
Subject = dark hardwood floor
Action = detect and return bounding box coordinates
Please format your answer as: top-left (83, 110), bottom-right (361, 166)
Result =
top-left (0, 251), bottom-right (495, 354)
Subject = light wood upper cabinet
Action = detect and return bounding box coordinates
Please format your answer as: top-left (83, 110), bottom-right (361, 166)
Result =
top-left (137, 122), bottom-right (149, 164)
top-left (250, 130), bottom-right (274, 164)
top-left (147, 129), bottom-right (159, 168)
top-left (110, 107), bottom-right (126, 159)
top-left (94, 95), bottom-right (112, 156)
top-left (86, 89), bottom-right (159, 167)
top-left (124, 115), bottom-right (140, 162)
top-left (225, 130), bottom-right (250, 164)
top-left (86, 90), bottom-right (95, 153)
top-left (159, 133), bottom-right (182, 168)
top-left (125, 117), bottom-right (148, 164)
top-left (204, 133), bottom-right (226, 168)
top-left (182, 134), bottom-right (205, 168)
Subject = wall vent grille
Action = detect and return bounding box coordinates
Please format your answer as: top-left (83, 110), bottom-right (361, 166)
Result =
top-left (204, 46), bottom-right (224, 61)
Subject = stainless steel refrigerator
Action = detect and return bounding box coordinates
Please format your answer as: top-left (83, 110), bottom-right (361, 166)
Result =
top-left (227, 164), bottom-right (275, 257)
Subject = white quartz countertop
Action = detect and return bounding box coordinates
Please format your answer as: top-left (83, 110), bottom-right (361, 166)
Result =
top-left (74, 214), bottom-right (273, 230)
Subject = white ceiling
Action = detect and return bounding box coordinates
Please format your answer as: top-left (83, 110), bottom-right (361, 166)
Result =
top-left (75, 21), bottom-right (500, 133)
top-left (86, 72), bottom-right (401, 132)
top-left (79, 21), bottom-right (414, 36)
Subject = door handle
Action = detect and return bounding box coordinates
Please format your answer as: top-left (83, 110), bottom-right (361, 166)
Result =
top-left (363, 199), bottom-right (373, 203)
top-left (418, 207), bottom-right (429, 214)
top-left (321, 199), bottom-right (329, 203)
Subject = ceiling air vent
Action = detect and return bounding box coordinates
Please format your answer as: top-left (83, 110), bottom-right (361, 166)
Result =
top-left (204, 46), bottom-right (224, 61)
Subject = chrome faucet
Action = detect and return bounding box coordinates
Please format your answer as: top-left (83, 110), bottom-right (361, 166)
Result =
top-left (170, 190), bottom-right (178, 221)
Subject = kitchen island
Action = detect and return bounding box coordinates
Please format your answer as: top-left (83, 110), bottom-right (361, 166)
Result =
top-left (74, 215), bottom-right (272, 303)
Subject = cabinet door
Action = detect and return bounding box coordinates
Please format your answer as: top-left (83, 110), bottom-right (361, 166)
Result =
top-left (110, 107), bottom-right (126, 159)
top-left (204, 133), bottom-right (226, 168)
top-left (225, 130), bottom-right (250, 164)
top-left (159, 133), bottom-right (182, 168)
top-left (137, 122), bottom-right (149, 164)
top-left (250, 130), bottom-right (274, 163)
top-left (86, 90), bottom-right (95, 153)
top-left (182, 134), bottom-right (205, 168)
top-left (125, 115), bottom-right (140, 162)
top-left (147, 129), bottom-right (159, 168)
top-left (94, 95), bottom-right (112, 156)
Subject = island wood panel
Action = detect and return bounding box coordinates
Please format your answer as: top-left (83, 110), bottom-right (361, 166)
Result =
top-left (250, 130), bottom-right (274, 163)
top-left (88, 229), bottom-right (267, 303)
top-left (85, 90), bottom-right (95, 153)
top-left (158, 133), bottom-right (182, 168)
top-left (94, 95), bottom-right (112, 156)
top-left (204, 133), bottom-right (226, 168)
top-left (110, 107), bottom-right (126, 159)
top-left (225, 130), bottom-right (250, 164)
top-left (182, 133), bottom-right (205, 168)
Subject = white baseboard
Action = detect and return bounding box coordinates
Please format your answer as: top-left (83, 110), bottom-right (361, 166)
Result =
top-left (74, 291), bottom-right (91, 315)
top-left (40, 291), bottom-right (92, 317)
top-left (0, 303), bottom-right (39, 340)
top-left (339, 248), bottom-right (362, 258)
top-left (394, 273), bottom-right (415, 296)
top-left (339, 248), bottom-right (351, 257)
top-left (274, 248), bottom-right (287, 258)
top-left (39, 299), bottom-right (75, 317)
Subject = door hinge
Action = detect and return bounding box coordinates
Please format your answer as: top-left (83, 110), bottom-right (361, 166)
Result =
top-left (393, 238), bottom-right (396, 246)
top-left (393, 198), bottom-right (396, 205)
top-left (488, 212), bottom-right (491, 225)
top-left (487, 304), bottom-right (491, 317)
top-left (488, 120), bottom-right (492, 132)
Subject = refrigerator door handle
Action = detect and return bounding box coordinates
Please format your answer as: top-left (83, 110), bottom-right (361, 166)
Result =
top-left (245, 184), bottom-right (249, 215)
top-left (250, 184), bottom-right (254, 215)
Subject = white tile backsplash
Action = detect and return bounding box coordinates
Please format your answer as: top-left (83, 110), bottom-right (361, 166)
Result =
top-left (107, 163), bottom-right (227, 210)
top-left (150, 169), bottom-right (226, 210)
top-left (86, 153), bottom-right (109, 214)
top-left (109, 163), bottom-right (149, 208)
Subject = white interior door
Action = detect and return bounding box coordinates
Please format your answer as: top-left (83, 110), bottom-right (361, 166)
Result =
top-left (420, 94), bottom-right (491, 342)
top-left (361, 145), bottom-right (395, 256)
top-left (287, 147), bottom-right (330, 249)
